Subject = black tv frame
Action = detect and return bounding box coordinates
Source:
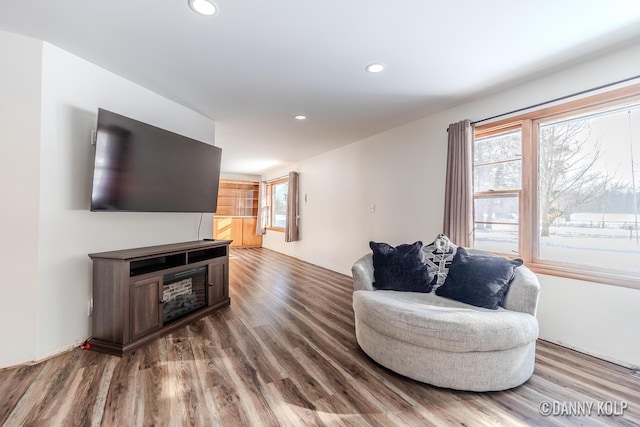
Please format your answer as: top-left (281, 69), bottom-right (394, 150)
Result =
top-left (90, 108), bottom-right (221, 213)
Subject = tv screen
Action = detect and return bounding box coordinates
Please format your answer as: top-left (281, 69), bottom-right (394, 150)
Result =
top-left (90, 108), bottom-right (221, 212)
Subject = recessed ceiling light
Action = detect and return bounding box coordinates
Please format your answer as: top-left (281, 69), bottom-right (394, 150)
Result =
top-left (188, 0), bottom-right (218, 16)
top-left (294, 115), bottom-right (307, 120)
top-left (366, 63), bottom-right (386, 73)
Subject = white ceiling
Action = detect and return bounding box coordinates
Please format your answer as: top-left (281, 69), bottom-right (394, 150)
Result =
top-left (2, 1), bottom-right (640, 175)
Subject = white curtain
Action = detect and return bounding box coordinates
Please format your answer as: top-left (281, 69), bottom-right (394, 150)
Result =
top-left (256, 180), bottom-right (268, 235)
top-left (443, 120), bottom-right (474, 247)
top-left (285, 171), bottom-right (299, 242)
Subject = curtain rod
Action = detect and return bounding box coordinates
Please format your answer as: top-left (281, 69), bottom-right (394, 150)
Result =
top-left (265, 174), bottom-right (290, 183)
top-left (446, 74), bottom-right (640, 131)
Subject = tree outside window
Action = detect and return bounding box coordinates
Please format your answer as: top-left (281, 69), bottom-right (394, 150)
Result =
top-left (537, 106), bottom-right (640, 272)
top-left (472, 84), bottom-right (640, 286)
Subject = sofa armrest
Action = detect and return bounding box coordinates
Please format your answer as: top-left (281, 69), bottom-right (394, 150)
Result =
top-left (502, 265), bottom-right (541, 316)
top-left (351, 253), bottom-right (376, 292)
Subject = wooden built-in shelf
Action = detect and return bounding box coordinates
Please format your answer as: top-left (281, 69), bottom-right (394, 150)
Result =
top-left (216, 180), bottom-right (259, 217)
top-left (214, 179), bottom-right (262, 247)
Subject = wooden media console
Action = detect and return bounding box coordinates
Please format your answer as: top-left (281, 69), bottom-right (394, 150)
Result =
top-left (88, 240), bottom-right (231, 356)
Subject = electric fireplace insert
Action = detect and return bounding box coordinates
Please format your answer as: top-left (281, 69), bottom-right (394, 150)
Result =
top-left (162, 266), bottom-right (207, 323)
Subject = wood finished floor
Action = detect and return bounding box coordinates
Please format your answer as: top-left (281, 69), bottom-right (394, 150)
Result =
top-left (1, 247), bottom-right (639, 426)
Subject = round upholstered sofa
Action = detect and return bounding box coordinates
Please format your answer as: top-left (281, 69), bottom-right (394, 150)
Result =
top-left (351, 249), bottom-right (540, 392)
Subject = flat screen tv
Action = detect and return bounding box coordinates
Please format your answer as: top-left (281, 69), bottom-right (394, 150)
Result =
top-left (90, 108), bottom-right (221, 212)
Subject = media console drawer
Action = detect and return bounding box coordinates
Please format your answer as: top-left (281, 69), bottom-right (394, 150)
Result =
top-left (89, 240), bottom-right (231, 356)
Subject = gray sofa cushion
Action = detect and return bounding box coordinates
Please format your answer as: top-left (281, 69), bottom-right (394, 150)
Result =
top-left (353, 289), bottom-right (539, 353)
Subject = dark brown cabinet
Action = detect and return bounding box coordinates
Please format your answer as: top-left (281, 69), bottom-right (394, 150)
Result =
top-left (208, 260), bottom-right (228, 305)
top-left (89, 240), bottom-right (231, 356)
top-left (129, 276), bottom-right (162, 341)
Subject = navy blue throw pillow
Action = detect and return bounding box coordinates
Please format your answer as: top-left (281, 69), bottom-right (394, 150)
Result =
top-left (435, 247), bottom-right (523, 309)
top-left (369, 241), bottom-right (432, 292)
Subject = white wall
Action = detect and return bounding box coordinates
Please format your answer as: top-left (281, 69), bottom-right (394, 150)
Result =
top-left (0, 35), bottom-right (217, 367)
top-left (263, 40), bottom-right (640, 368)
top-left (263, 118), bottom-right (449, 274)
top-left (537, 275), bottom-right (640, 368)
top-left (220, 172), bottom-right (261, 182)
top-left (34, 43), bottom-right (216, 360)
top-left (0, 31), bottom-right (42, 367)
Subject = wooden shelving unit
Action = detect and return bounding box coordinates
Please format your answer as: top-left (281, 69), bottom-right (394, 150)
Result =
top-left (216, 180), bottom-right (259, 217)
top-left (214, 180), bottom-right (262, 247)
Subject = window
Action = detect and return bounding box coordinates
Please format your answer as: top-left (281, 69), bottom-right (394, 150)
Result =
top-left (473, 83), bottom-right (640, 288)
top-left (266, 178), bottom-right (288, 231)
top-left (474, 129), bottom-right (522, 255)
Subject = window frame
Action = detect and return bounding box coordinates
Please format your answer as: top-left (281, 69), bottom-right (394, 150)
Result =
top-left (473, 126), bottom-right (524, 256)
top-left (265, 177), bottom-right (288, 232)
top-left (473, 83), bottom-right (640, 290)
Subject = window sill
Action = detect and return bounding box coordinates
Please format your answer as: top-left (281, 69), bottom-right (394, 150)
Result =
top-left (526, 262), bottom-right (640, 290)
top-left (266, 227), bottom-right (285, 233)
